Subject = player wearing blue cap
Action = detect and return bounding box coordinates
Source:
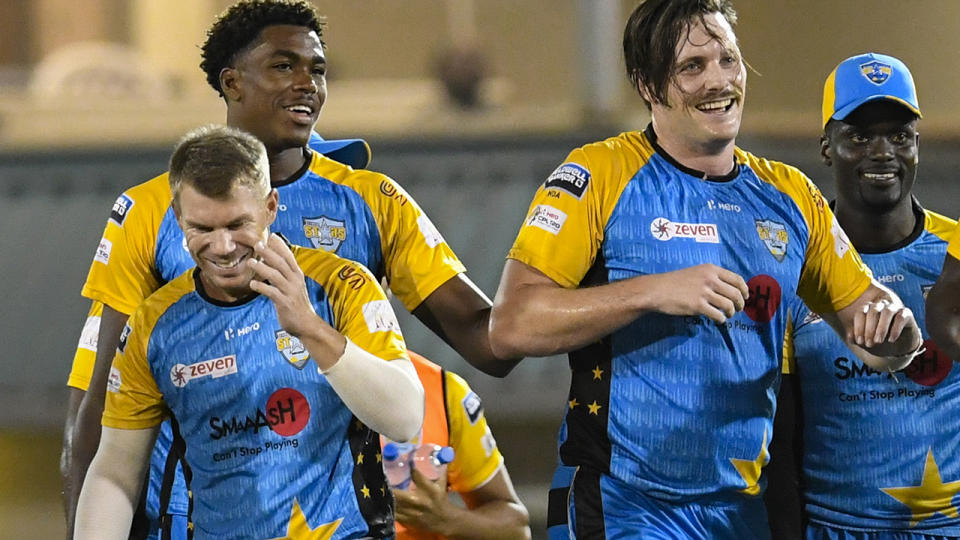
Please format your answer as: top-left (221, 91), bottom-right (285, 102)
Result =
top-left (489, 1), bottom-right (925, 537)
top-left (928, 230), bottom-right (960, 362)
top-left (767, 52), bottom-right (959, 539)
top-left (62, 1), bottom-right (520, 538)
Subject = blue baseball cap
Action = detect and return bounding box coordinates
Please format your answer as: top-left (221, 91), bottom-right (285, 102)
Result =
top-left (822, 52), bottom-right (921, 128)
top-left (308, 131), bottom-right (371, 169)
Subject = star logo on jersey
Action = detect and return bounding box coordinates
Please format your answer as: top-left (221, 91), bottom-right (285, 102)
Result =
top-left (302, 216), bottom-right (346, 253)
top-left (731, 428), bottom-right (769, 496)
top-left (881, 448), bottom-right (960, 527)
top-left (755, 219), bottom-right (789, 262)
top-left (861, 60), bottom-right (893, 85)
top-left (270, 498), bottom-right (341, 539)
top-left (276, 330), bottom-right (310, 370)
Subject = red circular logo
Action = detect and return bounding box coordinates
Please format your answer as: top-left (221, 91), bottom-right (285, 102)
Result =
top-left (266, 388), bottom-right (310, 436)
top-left (904, 339), bottom-right (953, 387)
top-left (744, 275), bottom-right (781, 323)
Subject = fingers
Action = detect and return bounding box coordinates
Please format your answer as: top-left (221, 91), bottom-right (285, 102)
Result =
top-left (855, 300), bottom-right (912, 347)
top-left (717, 268), bottom-right (750, 305)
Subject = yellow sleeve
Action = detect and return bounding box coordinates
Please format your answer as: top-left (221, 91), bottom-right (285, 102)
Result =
top-left (101, 307), bottom-right (167, 430)
top-left (747, 155), bottom-right (872, 314)
top-left (80, 175), bottom-right (171, 316)
top-left (67, 301), bottom-right (103, 390)
top-left (506, 137), bottom-right (643, 288)
top-left (443, 371), bottom-right (504, 493)
top-left (298, 247), bottom-right (408, 362)
top-left (950, 222), bottom-right (960, 259)
top-left (334, 164), bottom-right (465, 311)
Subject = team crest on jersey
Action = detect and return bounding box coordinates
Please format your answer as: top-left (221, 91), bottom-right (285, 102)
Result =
top-left (544, 163), bottom-right (591, 200)
top-left (302, 216), bottom-right (346, 253)
top-left (275, 330), bottom-right (310, 370)
top-left (755, 219), bottom-right (789, 262)
top-left (109, 194), bottom-right (134, 226)
top-left (860, 60), bottom-right (893, 85)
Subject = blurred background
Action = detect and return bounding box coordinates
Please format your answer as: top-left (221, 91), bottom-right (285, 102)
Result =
top-left (2, 0), bottom-right (959, 537)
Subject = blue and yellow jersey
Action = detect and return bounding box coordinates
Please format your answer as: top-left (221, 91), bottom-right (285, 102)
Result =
top-left (105, 246), bottom-right (408, 539)
top-left (70, 140), bottom-right (463, 527)
top-left (783, 208), bottom-right (960, 533)
top-left (949, 220), bottom-right (960, 259)
top-left (507, 126), bottom-right (872, 502)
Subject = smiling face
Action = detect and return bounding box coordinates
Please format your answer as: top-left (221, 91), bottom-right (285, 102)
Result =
top-left (823, 100), bottom-right (919, 213)
top-left (221, 24), bottom-right (326, 153)
top-left (646, 12), bottom-right (745, 156)
top-left (177, 182), bottom-right (278, 302)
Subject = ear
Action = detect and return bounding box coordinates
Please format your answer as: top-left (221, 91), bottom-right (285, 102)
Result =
top-left (220, 67), bottom-right (241, 102)
top-left (819, 135), bottom-right (832, 167)
top-left (636, 79), bottom-right (655, 105)
top-left (265, 189), bottom-right (279, 226)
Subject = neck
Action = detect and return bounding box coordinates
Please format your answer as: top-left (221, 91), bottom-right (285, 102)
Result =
top-left (834, 198), bottom-right (918, 253)
top-left (651, 127), bottom-right (736, 177)
top-left (268, 146), bottom-right (309, 184)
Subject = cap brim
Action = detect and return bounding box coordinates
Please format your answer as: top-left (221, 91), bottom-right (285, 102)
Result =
top-left (309, 136), bottom-right (371, 169)
top-left (832, 95), bottom-right (922, 124)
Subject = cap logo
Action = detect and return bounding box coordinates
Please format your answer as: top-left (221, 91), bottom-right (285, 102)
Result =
top-left (860, 60), bottom-right (892, 85)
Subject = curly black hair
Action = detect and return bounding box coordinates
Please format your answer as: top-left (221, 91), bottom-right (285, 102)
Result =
top-left (200, 0), bottom-right (325, 97)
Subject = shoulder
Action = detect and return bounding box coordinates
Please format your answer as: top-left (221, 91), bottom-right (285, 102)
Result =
top-left (737, 149), bottom-right (811, 187)
top-left (127, 272), bottom-right (195, 339)
top-left (109, 172), bottom-right (173, 226)
top-left (922, 208), bottom-right (957, 243)
top-left (293, 244), bottom-right (378, 290)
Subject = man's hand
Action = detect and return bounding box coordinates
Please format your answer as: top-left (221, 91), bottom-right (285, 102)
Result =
top-left (393, 467), bottom-right (454, 535)
top-left (647, 264), bottom-right (750, 323)
top-left (851, 298), bottom-right (914, 349)
top-left (248, 233), bottom-right (320, 338)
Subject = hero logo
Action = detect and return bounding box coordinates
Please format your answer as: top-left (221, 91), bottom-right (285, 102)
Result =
top-left (109, 194), bottom-right (134, 226)
top-left (650, 218), bottom-right (719, 243)
top-left (544, 163), bottom-right (591, 200)
top-left (209, 387), bottom-right (310, 439)
top-left (224, 322), bottom-right (260, 341)
top-left (170, 354), bottom-right (237, 388)
top-left (94, 237), bottom-right (112, 265)
top-left (417, 214), bottom-right (445, 248)
top-left (526, 205), bottom-right (567, 235)
top-left (830, 217), bottom-right (851, 258)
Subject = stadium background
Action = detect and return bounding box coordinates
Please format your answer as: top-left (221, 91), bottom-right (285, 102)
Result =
top-left (1, 1), bottom-right (958, 538)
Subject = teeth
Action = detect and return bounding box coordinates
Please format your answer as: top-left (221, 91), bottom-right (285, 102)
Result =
top-left (287, 105), bottom-right (312, 114)
top-left (697, 98), bottom-right (733, 111)
top-left (863, 172), bottom-right (896, 181)
top-left (212, 255), bottom-right (245, 269)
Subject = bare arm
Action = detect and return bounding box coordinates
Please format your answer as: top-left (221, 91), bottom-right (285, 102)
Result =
top-left (489, 259), bottom-right (749, 358)
top-left (67, 305), bottom-right (129, 536)
top-left (413, 274), bottom-right (520, 377)
top-left (60, 387), bottom-right (84, 521)
top-left (764, 373), bottom-right (804, 540)
top-left (820, 281), bottom-right (923, 371)
top-left (74, 426), bottom-right (157, 540)
top-left (927, 253), bottom-right (960, 361)
top-left (395, 466), bottom-right (530, 540)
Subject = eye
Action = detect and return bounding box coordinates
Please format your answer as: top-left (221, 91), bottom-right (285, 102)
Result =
top-left (273, 62), bottom-right (292, 71)
top-left (678, 61), bottom-right (700, 74)
top-left (312, 65), bottom-right (327, 76)
top-left (891, 131), bottom-right (910, 144)
top-left (850, 133), bottom-right (869, 144)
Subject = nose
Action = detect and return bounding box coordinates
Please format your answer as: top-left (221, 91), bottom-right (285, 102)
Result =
top-left (293, 68), bottom-right (318, 95)
top-left (210, 229), bottom-right (237, 256)
top-left (867, 136), bottom-right (895, 161)
top-left (702, 60), bottom-right (728, 92)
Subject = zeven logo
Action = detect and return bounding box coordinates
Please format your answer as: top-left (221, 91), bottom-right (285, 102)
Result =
top-left (170, 355), bottom-right (237, 388)
top-left (650, 218), bottom-right (719, 243)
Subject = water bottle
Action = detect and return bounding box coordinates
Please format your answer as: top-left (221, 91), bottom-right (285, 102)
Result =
top-left (382, 442), bottom-right (415, 489)
top-left (412, 444), bottom-right (455, 481)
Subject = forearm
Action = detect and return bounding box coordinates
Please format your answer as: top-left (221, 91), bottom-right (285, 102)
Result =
top-left (437, 500), bottom-right (531, 540)
top-left (490, 273), bottom-right (650, 358)
top-left (60, 387), bottom-right (85, 522)
top-left (927, 274), bottom-right (960, 361)
top-left (321, 339), bottom-right (424, 441)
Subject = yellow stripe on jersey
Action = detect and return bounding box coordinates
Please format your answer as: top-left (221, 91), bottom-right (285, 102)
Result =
top-left (443, 370), bottom-right (504, 492)
top-left (507, 131), bottom-right (655, 288)
top-left (292, 245), bottom-right (408, 363)
top-left (951, 225), bottom-right (960, 259)
top-left (82, 174), bottom-right (173, 316)
top-left (738, 150), bottom-right (872, 315)
top-left (308, 154), bottom-right (466, 311)
top-left (103, 272), bottom-right (192, 430)
top-left (781, 311), bottom-right (796, 375)
top-left (67, 301), bottom-right (104, 391)
top-left (923, 209), bottom-right (956, 243)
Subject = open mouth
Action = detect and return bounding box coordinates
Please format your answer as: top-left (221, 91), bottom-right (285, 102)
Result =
top-left (861, 171), bottom-right (898, 185)
top-left (284, 104), bottom-right (315, 123)
top-left (696, 98), bottom-right (735, 113)
top-left (208, 252), bottom-right (250, 272)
